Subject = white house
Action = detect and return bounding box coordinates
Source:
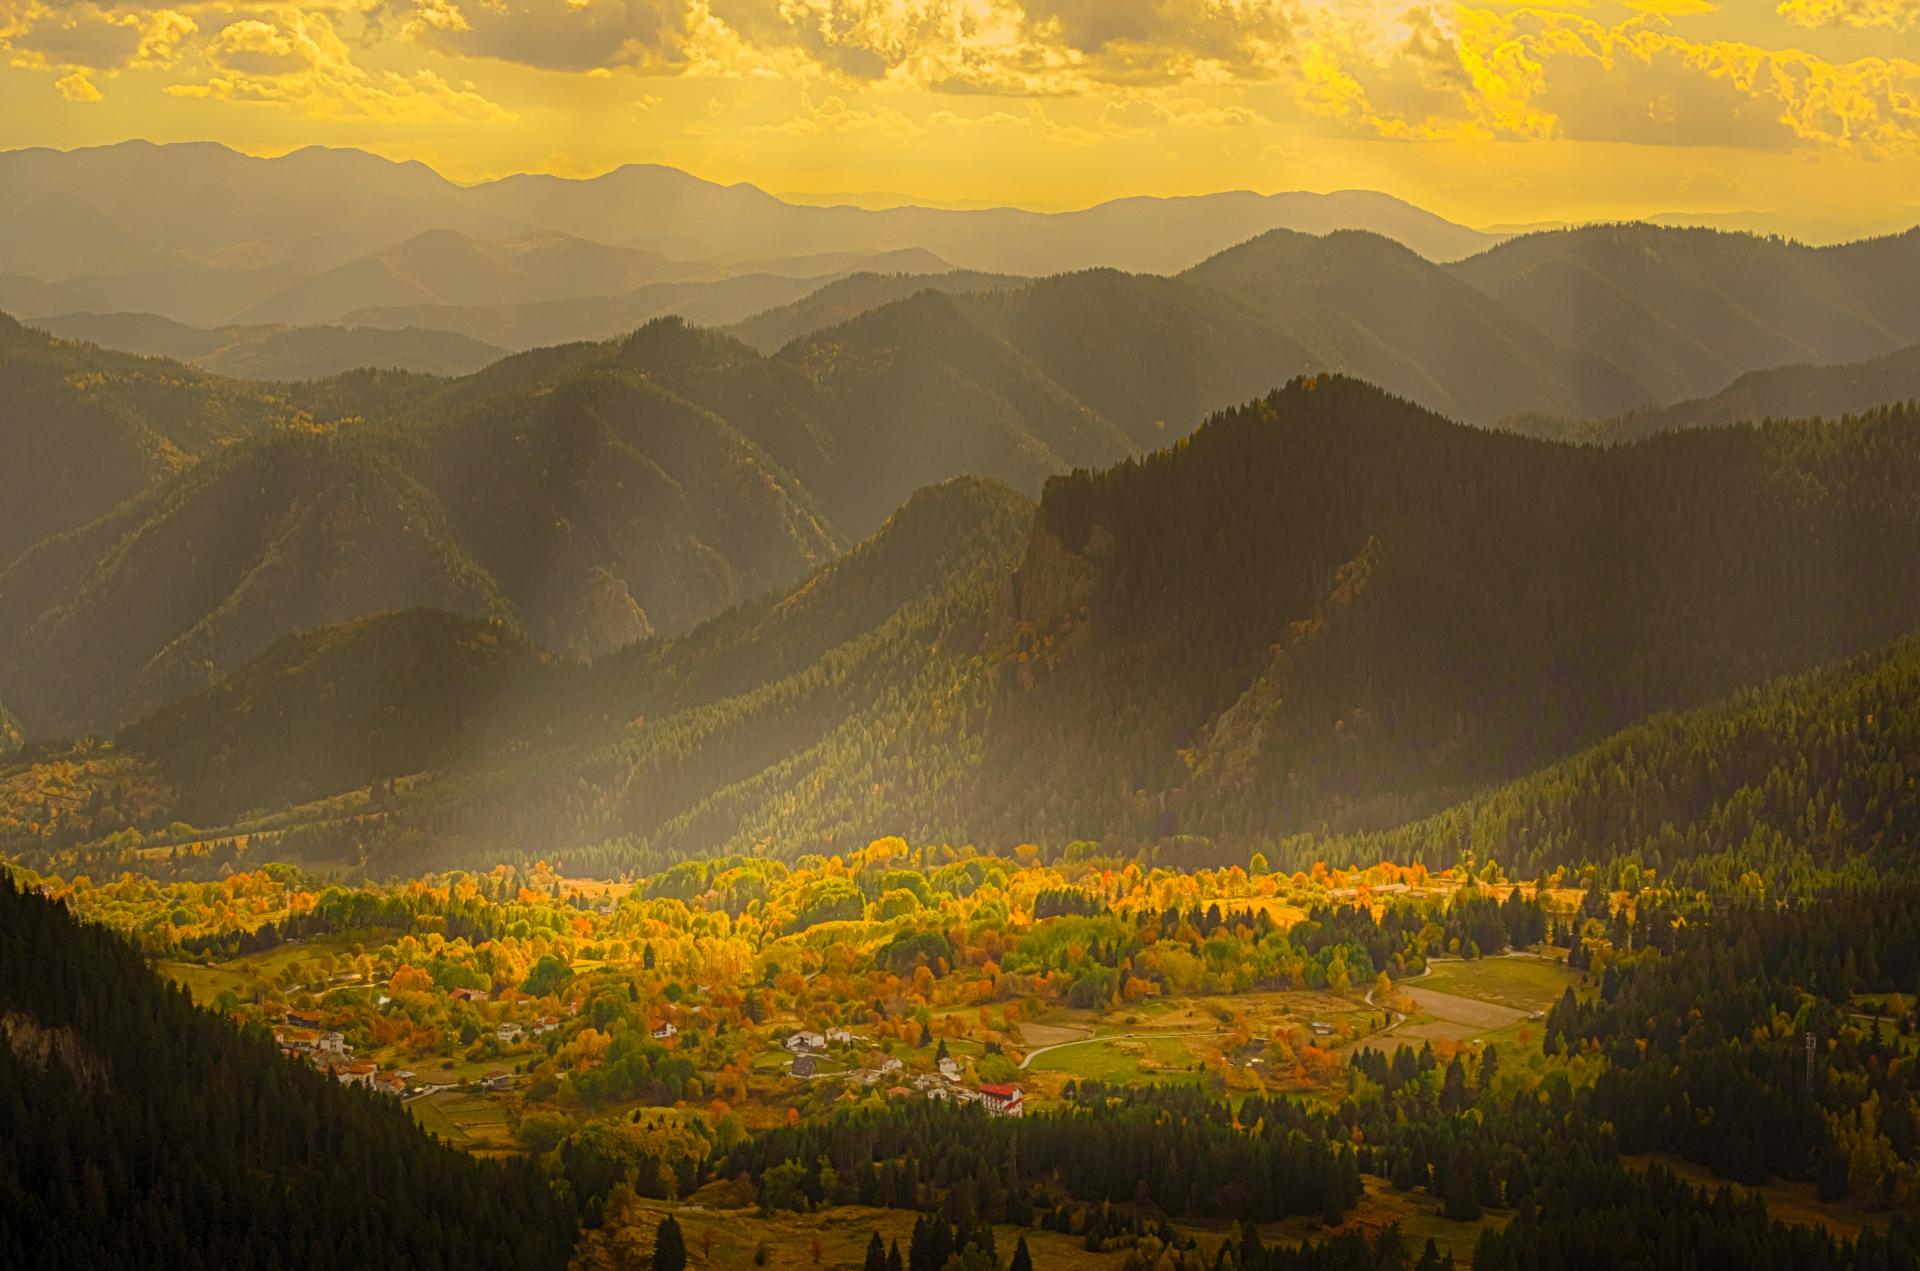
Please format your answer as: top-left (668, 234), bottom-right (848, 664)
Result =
top-left (497, 1022), bottom-right (524, 1043)
top-left (786, 1031), bottom-right (826, 1054)
top-left (826, 1027), bottom-right (862, 1045)
top-left (937, 1057), bottom-right (962, 1081)
top-left (652, 1023), bottom-right (678, 1040)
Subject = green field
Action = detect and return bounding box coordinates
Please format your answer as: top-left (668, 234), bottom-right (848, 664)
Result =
top-left (1418, 955), bottom-right (1574, 1012)
top-left (1024, 1032), bottom-right (1212, 1084)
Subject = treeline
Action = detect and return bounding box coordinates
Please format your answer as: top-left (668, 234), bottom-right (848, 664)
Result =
top-left (1546, 889), bottom-right (1920, 1202)
top-left (722, 1086), bottom-right (1363, 1225)
top-left (0, 872), bottom-right (578, 1269)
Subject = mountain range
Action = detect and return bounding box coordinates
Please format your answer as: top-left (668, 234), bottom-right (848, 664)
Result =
top-left (0, 141), bottom-right (1501, 331)
top-left (11, 209), bottom-right (1920, 741)
top-left (18, 377), bottom-right (1920, 887)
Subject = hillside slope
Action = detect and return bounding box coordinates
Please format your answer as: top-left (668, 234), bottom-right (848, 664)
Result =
top-left (1331, 632), bottom-right (1920, 890)
top-left (0, 871), bottom-right (577, 1268)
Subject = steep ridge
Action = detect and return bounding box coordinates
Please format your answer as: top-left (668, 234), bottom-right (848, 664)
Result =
top-left (974, 380), bottom-right (1920, 849)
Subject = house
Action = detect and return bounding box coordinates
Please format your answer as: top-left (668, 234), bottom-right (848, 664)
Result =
top-left (978, 1084), bottom-right (1025, 1117)
top-left (879, 1057), bottom-right (904, 1074)
top-left (274, 1027), bottom-right (320, 1054)
top-left (374, 1071), bottom-right (408, 1097)
top-left (283, 1010), bottom-right (322, 1029)
top-left (535, 1016), bottom-right (560, 1035)
top-left (826, 1027), bottom-right (862, 1045)
top-left (651, 1022), bottom-right (678, 1040)
top-left (449, 987), bottom-right (486, 1003)
top-left (785, 1031), bottom-right (826, 1054)
top-left (336, 1060), bottom-right (377, 1089)
top-left (1309, 1021), bottom-right (1334, 1038)
top-left (316, 1031), bottom-right (348, 1057)
top-left (937, 1057), bottom-right (962, 1082)
top-left (790, 1055), bottom-right (819, 1078)
top-left (480, 1070), bottom-right (514, 1092)
top-left (496, 1023), bottom-right (524, 1043)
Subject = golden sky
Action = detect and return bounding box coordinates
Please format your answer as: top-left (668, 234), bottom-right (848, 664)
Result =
top-left (3, 0), bottom-right (1918, 227)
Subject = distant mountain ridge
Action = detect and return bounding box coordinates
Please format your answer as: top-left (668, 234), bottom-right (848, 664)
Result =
top-left (32, 311), bottom-right (507, 380)
top-left (0, 141), bottom-right (1504, 329)
top-left (1511, 341), bottom-right (1920, 444)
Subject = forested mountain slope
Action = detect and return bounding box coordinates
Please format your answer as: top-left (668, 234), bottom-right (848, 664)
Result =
top-left (0, 872), bottom-right (577, 1269)
top-left (1323, 632), bottom-right (1920, 892)
top-left (0, 315), bottom-right (289, 566)
top-left (75, 477), bottom-right (1034, 872)
top-left (33, 383), bottom-right (1920, 884)
top-left (0, 366), bottom-right (839, 735)
top-left (972, 381), bottom-right (1920, 851)
top-left (1450, 225), bottom-right (1920, 404)
top-left (121, 610), bottom-right (571, 824)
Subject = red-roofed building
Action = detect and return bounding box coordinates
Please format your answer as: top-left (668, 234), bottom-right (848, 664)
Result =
top-left (977, 1083), bottom-right (1024, 1117)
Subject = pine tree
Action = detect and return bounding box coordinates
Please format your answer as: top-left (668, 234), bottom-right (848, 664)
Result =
top-left (1010, 1235), bottom-right (1033, 1271)
top-left (863, 1231), bottom-right (888, 1271)
top-left (652, 1214), bottom-right (687, 1271)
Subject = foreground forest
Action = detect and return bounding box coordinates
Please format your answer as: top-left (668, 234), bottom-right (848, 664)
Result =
top-left (9, 844), bottom-right (1920, 1269)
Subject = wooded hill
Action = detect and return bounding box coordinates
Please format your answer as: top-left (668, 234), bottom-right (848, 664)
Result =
top-left (16, 378), bottom-right (1920, 888)
top-left (1315, 629), bottom-right (1920, 894)
top-left (0, 870), bottom-right (578, 1269)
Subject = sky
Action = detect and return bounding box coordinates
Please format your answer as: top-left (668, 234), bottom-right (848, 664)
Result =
top-left (2, 0), bottom-right (1918, 228)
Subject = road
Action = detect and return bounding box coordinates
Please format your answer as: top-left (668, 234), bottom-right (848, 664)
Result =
top-left (1018, 1028), bottom-right (1229, 1070)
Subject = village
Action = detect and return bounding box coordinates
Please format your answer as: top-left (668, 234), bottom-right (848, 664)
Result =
top-left (780, 1027), bottom-right (1024, 1117)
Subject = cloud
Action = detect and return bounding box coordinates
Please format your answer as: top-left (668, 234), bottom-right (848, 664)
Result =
top-left (53, 66), bottom-right (102, 97)
top-left (167, 8), bottom-right (515, 121)
top-left (381, 0), bottom-right (1306, 90)
top-left (1282, 5), bottom-right (1920, 156)
top-left (1777, 0), bottom-right (1919, 29)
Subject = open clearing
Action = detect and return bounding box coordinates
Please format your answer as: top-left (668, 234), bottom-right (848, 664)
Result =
top-left (1419, 955), bottom-right (1570, 1012)
top-left (1400, 987), bottom-right (1527, 1033)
